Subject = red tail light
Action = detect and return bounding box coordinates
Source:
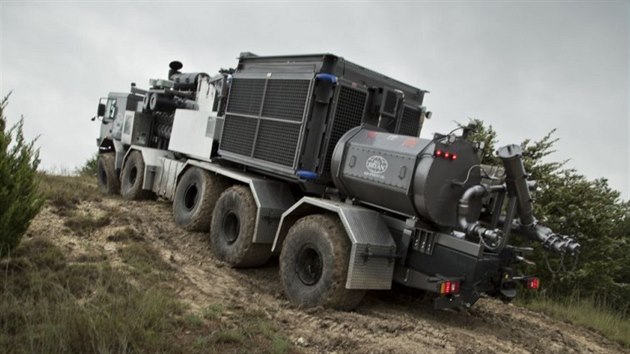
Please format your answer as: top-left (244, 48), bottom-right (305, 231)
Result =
top-left (434, 149), bottom-right (457, 161)
top-left (440, 280), bottom-right (460, 295)
top-left (527, 277), bottom-right (540, 290)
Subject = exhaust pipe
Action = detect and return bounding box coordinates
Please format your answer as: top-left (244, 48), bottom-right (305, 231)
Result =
top-left (497, 145), bottom-right (535, 227)
top-left (169, 61), bottom-right (183, 80)
top-left (498, 144), bottom-right (580, 255)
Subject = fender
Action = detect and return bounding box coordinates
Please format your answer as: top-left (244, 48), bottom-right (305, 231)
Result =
top-left (122, 146), bottom-right (174, 191)
top-left (273, 197), bottom-right (397, 290)
top-left (177, 160), bottom-right (296, 244)
top-left (98, 138), bottom-right (126, 171)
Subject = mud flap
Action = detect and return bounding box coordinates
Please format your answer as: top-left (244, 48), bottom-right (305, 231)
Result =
top-left (273, 197), bottom-right (397, 290)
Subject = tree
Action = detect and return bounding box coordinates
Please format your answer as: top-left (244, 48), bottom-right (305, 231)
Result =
top-left (467, 119), bottom-right (630, 314)
top-left (0, 94), bottom-right (43, 257)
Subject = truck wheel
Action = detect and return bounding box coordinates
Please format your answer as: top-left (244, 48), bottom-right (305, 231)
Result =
top-left (210, 185), bottom-right (271, 267)
top-left (97, 153), bottom-right (119, 194)
top-left (279, 214), bottom-right (366, 310)
top-left (173, 167), bottom-right (227, 232)
top-left (120, 151), bottom-right (154, 200)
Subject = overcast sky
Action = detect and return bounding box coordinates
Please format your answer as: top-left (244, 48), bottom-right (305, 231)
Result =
top-left (1, 1), bottom-right (628, 199)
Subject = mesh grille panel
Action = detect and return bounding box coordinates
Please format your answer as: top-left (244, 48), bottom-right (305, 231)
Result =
top-left (262, 79), bottom-right (310, 121)
top-left (399, 106), bottom-right (421, 137)
top-left (324, 86), bottom-right (367, 173)
top-left (220, 115), bottom-right (257, 156)
top-left (253, 120), bottom-right (301, 167)
top-left (226, 79), bottom-right (265, 116)
top-left (222, 77), bottom-right (312, 169)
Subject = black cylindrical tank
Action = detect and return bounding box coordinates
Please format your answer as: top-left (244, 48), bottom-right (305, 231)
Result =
top-left (331, 127), bottom-right (482, 228)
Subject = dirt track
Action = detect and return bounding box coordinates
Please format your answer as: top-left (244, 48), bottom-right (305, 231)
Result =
top-left (31, 195), bottom-right (626, 354)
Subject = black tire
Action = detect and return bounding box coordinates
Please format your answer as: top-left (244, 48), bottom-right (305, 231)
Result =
top-left (96, 153), bottom-right (119, 194)
top-left (120, 151), bottom-right (154, 200)
top-left (173, 167), bottom-right (227, 232)
top-left (279, 214), bottom-right (366, 310)
top-left (209, 185), bottom-right (271, 268)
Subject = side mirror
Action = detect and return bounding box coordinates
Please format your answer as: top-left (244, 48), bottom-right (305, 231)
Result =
top-left (97, 103), bottom-right (106, 117)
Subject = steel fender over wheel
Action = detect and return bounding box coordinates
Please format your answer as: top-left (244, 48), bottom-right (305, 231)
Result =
top-left (173, 167), bottom-right (227, 232)
top-left (210, 185), bottom-right (271, 267)
top-left (97, 153), bottom-right (119, 194)
top-left (279, 214), bottom-right (366, 310)
top-left (120, 151), bottom-right (155, 200)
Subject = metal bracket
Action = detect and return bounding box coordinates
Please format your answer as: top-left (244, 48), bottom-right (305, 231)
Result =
top-left (360, 244), bottom-right (398, 265)
top-left (412, 228), bottom-right (437, 255)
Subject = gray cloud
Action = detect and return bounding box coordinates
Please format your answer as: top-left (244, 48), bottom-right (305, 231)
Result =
top-left (1, 1), bottom-right (627, 199)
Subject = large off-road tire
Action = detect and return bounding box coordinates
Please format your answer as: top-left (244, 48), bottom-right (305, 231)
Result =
top-left (120, 151), bottom-right (154, 200)
top-left (209, 185), bottom-right (271, 268)
top-left (173, 167), bottom-right (227, 232)
top-left (279, 214), bottom-right (366, 310)
top-left (96, 153), bottom-right (119, 195)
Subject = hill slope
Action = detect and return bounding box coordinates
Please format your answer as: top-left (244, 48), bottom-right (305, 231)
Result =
top-left (17, 175), bottom-right (627, 353)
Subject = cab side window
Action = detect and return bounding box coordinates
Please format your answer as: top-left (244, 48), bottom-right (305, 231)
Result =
top-left (106, 99), bottom-right (117, 120)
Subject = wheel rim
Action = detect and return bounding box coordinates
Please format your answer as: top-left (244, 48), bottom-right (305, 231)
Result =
top-left (184, 184), bottom-right (199, 210)
top-left (129, 166), bottom-right (138, 185)
top-left (222, 211), bottom-right (240, 244)
top-left (296, 245), bottom-right (323, 286)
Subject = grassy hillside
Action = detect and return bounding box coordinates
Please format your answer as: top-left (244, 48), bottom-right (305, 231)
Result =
top-left (0, 174), bottom-right (299, 354)
top-left (1, 173), bottom-right (627, 352)
top-left (520, 296), bottom-right (630, 347)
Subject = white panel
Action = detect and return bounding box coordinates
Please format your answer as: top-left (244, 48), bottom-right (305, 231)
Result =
top-left (168, 110), bottom-right (216, 160)
top-left (120, 111), bottom-right (135, 145)
top-left (195, 77), bottom-right (216, 112)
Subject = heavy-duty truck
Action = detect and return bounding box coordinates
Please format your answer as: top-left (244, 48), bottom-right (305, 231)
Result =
top-left (92, 53), bottom-right (580, 310)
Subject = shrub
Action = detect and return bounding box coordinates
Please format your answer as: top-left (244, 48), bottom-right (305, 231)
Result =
top-left (0, 95), bottom-right (44, 257)
top-left (77, 153), bottom-right (98, 177)
top-left (468, 119), bottom-right (630, 315)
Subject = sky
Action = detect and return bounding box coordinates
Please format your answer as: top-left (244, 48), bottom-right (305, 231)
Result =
top-left (1, 1), bottom-right (628, 199)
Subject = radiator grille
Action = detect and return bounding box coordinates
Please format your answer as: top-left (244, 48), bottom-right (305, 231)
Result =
top-left (222, 77), bottom-right (312, 169)
top-left (220, 115), bottom-right (257, 156)
top-left (398, 106), bottom-right (421, 137)
top-left (262, 79), bottom-right (310, 121)
top-left (254, 120), bottom-right (301, 167)
top-left (226, 79), bottom-right (265, 116)
top-left (323, 86), bottom-right (367, 173)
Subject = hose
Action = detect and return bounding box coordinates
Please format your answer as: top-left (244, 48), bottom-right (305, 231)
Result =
top-left (457, 185), bottom-right (504, 251)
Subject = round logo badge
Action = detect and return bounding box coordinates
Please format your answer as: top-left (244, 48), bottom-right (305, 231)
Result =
top-left (365, 155), bottom-right (388, 174)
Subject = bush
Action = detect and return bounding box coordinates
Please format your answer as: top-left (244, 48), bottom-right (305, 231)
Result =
top-left (0, 95), bottom-right (43, 257)
top-left (76, 153), bottom-right (98, 177)
top-left (467, 119), bottom-right (630, 315)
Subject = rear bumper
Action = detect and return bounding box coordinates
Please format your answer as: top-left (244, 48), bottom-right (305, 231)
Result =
top-left (394, 239), bottom-right (505, 309)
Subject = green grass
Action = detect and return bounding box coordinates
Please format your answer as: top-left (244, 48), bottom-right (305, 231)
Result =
top-left (119, 242), bottom-right (172, 273)
top-left (2, 174), bottom-right (301, 354)
top-left (1, 236), bottom-right (301, 354)
top-left (64, 213), bottom-right (111, 235)
top-left (0, 239), bottom-right (186, 353)
top-left (520, 295), bottom-right (630, 347)
top-left (203, 303), bottom-right (226, 320)
top-left (38, 173), bottom-right (102, 212)
top-left (107, 226), bottom-right (140, 242)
